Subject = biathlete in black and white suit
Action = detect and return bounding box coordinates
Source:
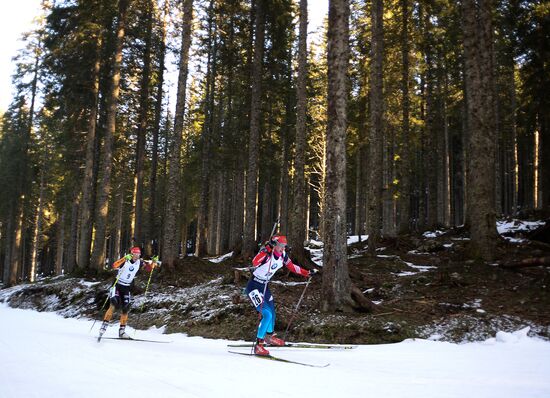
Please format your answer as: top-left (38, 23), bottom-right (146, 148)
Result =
top-left (245, 235), bottom-right (317, 356)
top-left (98, 246), bottom-right (157, 339)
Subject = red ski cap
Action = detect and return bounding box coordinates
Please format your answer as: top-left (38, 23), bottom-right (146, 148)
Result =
top-left (130, 246), bottom-right (141, 255)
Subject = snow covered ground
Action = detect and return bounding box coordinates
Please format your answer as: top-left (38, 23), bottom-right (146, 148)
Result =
top-left (1, 305), bottom-right (549, 398)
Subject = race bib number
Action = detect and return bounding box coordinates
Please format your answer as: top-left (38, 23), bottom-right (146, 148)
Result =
top-left (248, 289), bottom-right (263, 306)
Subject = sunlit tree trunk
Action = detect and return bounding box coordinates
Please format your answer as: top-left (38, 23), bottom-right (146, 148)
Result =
top-left (29, 169), bottom-right (45, 282)
top-left (463, 0), bottom-right (498, 260)
top-left (366, 0), bottom-right (384, 253)
top-left (321, 0), bottom-right (353, 312)
top-left (243, 0), bottom-right (265, 259)
top-left (55, 210), bottom-right (65, 276)
top-left (147, 0), bottom-right (169, 256)
top-left (78, 22), bottom-right (102, 270)
top-left (90, 0), bottom-right (129, 271)
top-left (398, 0), bottom-right (411, 234)
top-left (132, 0), bottom-right (153, 246)
top-left (289, 0), bottom-right (310, 265)
top-left (161, 0), bottom-right (193, 269)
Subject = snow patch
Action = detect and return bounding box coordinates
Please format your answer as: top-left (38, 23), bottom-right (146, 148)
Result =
top-left (207, 252), bottom-right (234, 263)
top-left (423, 230), bottom-right (445, 238)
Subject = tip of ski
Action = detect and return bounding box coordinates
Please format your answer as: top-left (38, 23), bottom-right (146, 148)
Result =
top-left (228, 350), bottom-right (330, 368)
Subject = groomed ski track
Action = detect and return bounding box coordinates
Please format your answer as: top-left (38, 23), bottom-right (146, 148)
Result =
top-left (1, 305), bottom-right (549, 398)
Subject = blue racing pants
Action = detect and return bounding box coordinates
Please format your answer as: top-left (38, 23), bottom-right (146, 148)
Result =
top-left (246, 278), bottom-right (275, 339)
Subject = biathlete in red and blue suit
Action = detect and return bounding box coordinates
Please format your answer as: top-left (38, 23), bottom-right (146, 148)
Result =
top-left (245, 235), bottom-right (317, 356)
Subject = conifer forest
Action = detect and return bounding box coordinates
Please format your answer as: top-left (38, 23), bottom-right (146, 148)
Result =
top-left (0, 0), bottom-right (548, 312)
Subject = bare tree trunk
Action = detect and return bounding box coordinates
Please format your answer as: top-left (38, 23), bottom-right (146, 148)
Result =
top-left (196, 0), bottom-right (217, 257)
top-left (366, 0), bottom-right (384, 254)
top-left (9, 35), bottom-right (40, 286)
top-left (230, 169), bottom-right (244, 250)
top-left (133, 0), bottom-right (153, 246)
top-left (162, 0), bottom-right (194, 269)
top-left (2, 207), bottom-right (14, 283)
top-left (147, 0), bottom-right (169, 256)
top-left (207, 180), bottom-right (217, 255)
top-left (463, 0), bottom-right (498, 260)
top-left (215, 171), bottom-right (227, 254)
top-left (398, 0), bottom-right (411, 234)
top-left (113, 190), bottom-right (123, 260)
top-left (90, 0), bottom-right (129, 271)
top-left (279, 131), bottom-right (290, 233)
top-left (78, 28), bottom-right (102, 270)
top-left (540, 116), bottom-right (550, 211)
top-left (29, 168), bottom-right (45, 282)
top-left (65, 198), bottom-right (79, 274)
top-left (9, 205), bottom-right (24, 286)
top-left (322, 0), bottom-right (357, 313)
top-left (442, 71), bottom-right (451, 226)
top-left (289, 0), bottom-right (310, 265)
top-left (243, 0), bottom-right (265, 259)
top-left (424, 9), bottom-right (438, 229)
top-left (55, 210), bottom-right (65, 276)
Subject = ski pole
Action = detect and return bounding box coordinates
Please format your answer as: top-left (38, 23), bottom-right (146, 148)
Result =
top-left (270, 218), bottom-right (279, 239)
top-left (282, 276), bottom-right (312, 341)
top-left (134, 259), bottom-right (159, 335)
top-left (89, 273), bottom-right (121, 333)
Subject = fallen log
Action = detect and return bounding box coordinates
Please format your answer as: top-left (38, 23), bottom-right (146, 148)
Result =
top-left (499, 256), bottom-right (550, 269)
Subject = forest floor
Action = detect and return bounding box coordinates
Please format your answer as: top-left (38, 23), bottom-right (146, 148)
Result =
top-left (1, 217), bottom-right (549, 345)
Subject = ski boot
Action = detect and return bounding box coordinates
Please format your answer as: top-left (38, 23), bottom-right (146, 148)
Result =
top-left (97, 321), bottom-right (108, 341)
top-left (118, 325), bottom-right (131, 340)
top-left (265, 333), bottom-right (285, 347)
top-left (254, 339), bottom-right (270, 356)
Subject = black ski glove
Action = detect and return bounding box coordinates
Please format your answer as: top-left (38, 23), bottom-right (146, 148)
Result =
top-left (308, 269), bottom-right (319, 277)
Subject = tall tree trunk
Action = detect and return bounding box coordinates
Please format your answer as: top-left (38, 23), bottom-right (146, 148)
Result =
top-left (2, 206), bottom-right (14, 283)
top-left (424, 9), bottom-right (438, 229)
top-left (9, 207), bottom-right (24, 286)
top-left (243, 0), bottom-right (265, 259)
top-left (289, 0), bottom-right (310, 265)
top-left (366, 0), bottom-right (384, 253)
top-left (196, 0), bottom-right (216, 257)
top-left (90, 0), bottom-right (129, 271)
top-left (78, 21), bottom-right (102, 270)
top-left (215, 171), bottom-right (227, 254)
top-left (161, 0), bottom-right (193, 270)
top-left (132, 0), bottom-right (153, 246)
top-left (398, 0), bottom-right (411, 234)
top-left (462, 0), bottom-right (498, 260)
top-left (321, 0), bottom-right (353, 312)
top-left (441, 71), bottom-right (451, 226)
top-left (540, 115), bottom-right (550, 211)
top-left (230, 168), bottom-right (245, 250)
top-left (9, 36), bottom-right (40, 286)
top-left (113, 190), bottom-right (123, 259)
top-left (260, 181), bottom-right (272, 243)
top-left (29, 168), bottom-right (45, 282)
top-left (65, 198), bottom-right (79, 274)
top-left (55, 210), bottom-right (65, 276)
top-left (207, 181), bottom-right (217, 255)
top-left (147, 0), bottom-right (168, 256)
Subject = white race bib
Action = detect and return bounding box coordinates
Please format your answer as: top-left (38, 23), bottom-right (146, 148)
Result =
top-left (248, 289), bottom-right (263, 306)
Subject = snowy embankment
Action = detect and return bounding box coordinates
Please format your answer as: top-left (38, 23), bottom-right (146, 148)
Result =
top-left (1, 305), bottom-right (549, 398)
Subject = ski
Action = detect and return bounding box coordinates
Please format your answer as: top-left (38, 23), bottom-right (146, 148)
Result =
top-left (98, 337), bottom-right (171, 344)
top-left (227, 342), bottom-right (357, 350)
top-left (228, 350), bottom-right (329, 368)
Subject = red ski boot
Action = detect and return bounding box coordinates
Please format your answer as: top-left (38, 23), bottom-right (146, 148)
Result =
top-left (254, 339), bottom-right (270, 356)
top-left (265, 333), bottom-right (285, 347)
